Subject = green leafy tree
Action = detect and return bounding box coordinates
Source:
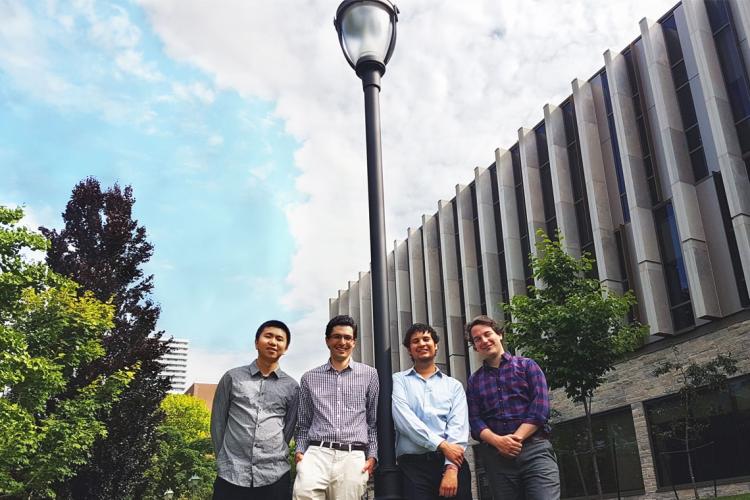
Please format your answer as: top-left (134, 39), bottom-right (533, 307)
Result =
top-left (40, 178), bottom-right (171, 499)
top-left (652, 349), bottom-right (738, 499)
top-left (506, 231), bottom-right (645, 499)
top-left (143, 394), bottom-right (215, 500)
top-left (0, 206), bottom-right (133, 498)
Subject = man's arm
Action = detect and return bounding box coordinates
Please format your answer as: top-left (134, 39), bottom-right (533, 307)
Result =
top-left (468, 374), bottom-right (521, 458)
top-left (440, 380), bottom-right (470, 466)
top-left (210, 372), bottom-right (231, 456)
top-left (513, 359), bottom-right (549, 442)
top-left (391, 374), bottom-right (445, 450)
top-left (294, 375), bottom-right (312, 463)
top-left (283, 382), bottom-right (300, 445)
top-left (466, 375), bottom-right (489, 442)
top-left (363, 368), bottom-right (380, 474)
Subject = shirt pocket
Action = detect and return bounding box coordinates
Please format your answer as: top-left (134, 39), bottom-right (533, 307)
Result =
top-left (344, 386), bottom-right (368, 412)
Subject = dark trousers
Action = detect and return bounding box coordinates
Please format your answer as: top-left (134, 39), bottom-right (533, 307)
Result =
top-left (398, 452), bottom-right (473, 500)
top-left (212, 472), bottom-right (291, 500)
top-left (478, 438), bottom-right (560, 500)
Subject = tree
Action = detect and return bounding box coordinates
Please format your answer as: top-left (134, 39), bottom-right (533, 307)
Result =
top-left (652, 348), bottom-right (738, 499)
top-left (40, 178), bottom-right (171, 499)
top-left (506, 231), bottom-right (645, 499)
top-left (143, 395), bottom-right (215, 500)
top-left (0, 206), bottom-right (133, 498)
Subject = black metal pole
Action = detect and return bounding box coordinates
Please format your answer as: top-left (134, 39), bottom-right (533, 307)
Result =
top-left (358, 62), bottom-right (403, 500)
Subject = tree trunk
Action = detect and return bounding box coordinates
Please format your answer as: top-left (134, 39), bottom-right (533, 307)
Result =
top-left (584, 397), bottom-right (604, 499)
top-left (684, 404), bottom-right (699, 499)
top-left (573, 451), bottom-right (589, 498)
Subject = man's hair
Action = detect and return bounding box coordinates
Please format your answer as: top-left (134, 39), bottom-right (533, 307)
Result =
top-left (464, 315), bottom-right (502, 347)
top-left (402, 323), bottom-right (439, 348)
top-left (255, 319), bottom-right (291, 346)
top-left (325, 315), bottom-right (358, 339)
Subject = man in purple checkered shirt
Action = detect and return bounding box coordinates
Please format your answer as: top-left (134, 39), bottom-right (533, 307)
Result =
top-left (465, 315), bottom-right (560, 500)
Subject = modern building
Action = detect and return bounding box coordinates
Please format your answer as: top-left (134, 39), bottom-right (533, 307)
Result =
top-left (185, 382), bottom-right (218, 411)
top-left (158, 338), bottom-right (189, 394)
top-left (329, 0), bottom-right (750, 498)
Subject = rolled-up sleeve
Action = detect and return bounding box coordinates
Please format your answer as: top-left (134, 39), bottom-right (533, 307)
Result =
top-left (522, 359), bottom-right (550, 427)
top-left (466, 374), bottom-right (489, 442)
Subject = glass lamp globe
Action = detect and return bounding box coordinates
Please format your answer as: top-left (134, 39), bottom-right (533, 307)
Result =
top-left (335, 0), bottom-right (398, 72)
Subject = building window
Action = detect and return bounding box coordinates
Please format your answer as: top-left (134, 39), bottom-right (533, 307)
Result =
top-left (552, 406), bottom-right (645, 498)
top-left (713, 172), bottom-right (750, 306)
top-left (661, 14), bottom-right (709, 182)
top-left (653, 202), bottom-right (695, 331)
top-left (511, 144), bottom-right (533, 288)
top-left (562, 100), bottom-right (598, 273)
top-left (623, 46), bottom-right (663, 206)
top-left (535, 123), bottom-right (558, 238)
top-left (601, 72), bottom-right (631, 222)
top-left (705, 0), bottom-right (750, 180)
top-left (645, 375), bottom-right (750, 488)
top-left (471, 184), bottom-right (487, 314)
top-left (489, 164), bottom-right (511, 308)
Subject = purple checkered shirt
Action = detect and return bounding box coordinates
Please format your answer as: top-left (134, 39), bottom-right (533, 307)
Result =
top-left (467, 351), bottom-right (551, 441)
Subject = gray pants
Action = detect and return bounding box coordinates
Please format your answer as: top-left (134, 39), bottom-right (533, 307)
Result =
top-left (478, 438), bottom-right (560, 500)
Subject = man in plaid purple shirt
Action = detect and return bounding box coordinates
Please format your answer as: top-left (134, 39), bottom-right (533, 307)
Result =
top-left (465, 315), bottom-right (560, 500)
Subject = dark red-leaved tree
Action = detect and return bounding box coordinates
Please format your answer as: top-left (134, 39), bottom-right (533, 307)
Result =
top-left (41, 178), bottom-right (171, 499)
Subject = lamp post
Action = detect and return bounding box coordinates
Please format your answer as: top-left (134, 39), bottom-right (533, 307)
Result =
top-left (334, 1), bottom-right (402, 499)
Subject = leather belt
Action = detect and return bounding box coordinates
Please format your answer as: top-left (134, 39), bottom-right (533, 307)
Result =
top-left (309, 440), bottom-right (366, 452)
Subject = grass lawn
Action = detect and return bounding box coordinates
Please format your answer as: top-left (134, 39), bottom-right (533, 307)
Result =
top-left (719, 495), bottom-right (750, 499)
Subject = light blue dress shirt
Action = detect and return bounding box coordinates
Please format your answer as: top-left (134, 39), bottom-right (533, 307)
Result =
top-left (392, 367), bottom-right (469, 466)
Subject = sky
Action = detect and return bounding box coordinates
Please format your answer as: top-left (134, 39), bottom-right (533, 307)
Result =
top-left (0, 0), bottom-right (678, 384)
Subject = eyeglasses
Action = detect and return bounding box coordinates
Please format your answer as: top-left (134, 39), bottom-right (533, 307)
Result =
top-left (329, 334), bottom-right (355, 343)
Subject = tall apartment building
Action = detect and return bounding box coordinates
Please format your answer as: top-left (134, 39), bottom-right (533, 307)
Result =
top-left (158, 338), bottom-right (189, 394)
top-left (330, 1), bottom-right (750, 498)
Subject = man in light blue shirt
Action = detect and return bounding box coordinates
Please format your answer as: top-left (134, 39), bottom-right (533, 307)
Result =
top-left (392, 323), bottom-right (473, 499)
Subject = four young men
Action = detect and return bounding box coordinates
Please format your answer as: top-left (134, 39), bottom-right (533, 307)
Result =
top-left (210, 314), bottom-right (559, 500)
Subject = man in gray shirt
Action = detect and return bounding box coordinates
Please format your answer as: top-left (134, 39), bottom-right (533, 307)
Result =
top-left (211, 319), bottom-right (300, 500)
top-left (293, 314), bottom-right (379, 500)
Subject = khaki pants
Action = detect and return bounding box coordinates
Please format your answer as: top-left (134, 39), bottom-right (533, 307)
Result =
top-left (292, 446), bottom-right (369, 500)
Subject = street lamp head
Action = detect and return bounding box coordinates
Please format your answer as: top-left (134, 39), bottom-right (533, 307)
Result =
top-left (334, 0), bottom-right (398, 77)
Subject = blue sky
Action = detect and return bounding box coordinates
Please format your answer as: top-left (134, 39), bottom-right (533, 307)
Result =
top-left (1, 0), bottom-right (301, 376)
top-left (1, 0), bottom-right (677, 382)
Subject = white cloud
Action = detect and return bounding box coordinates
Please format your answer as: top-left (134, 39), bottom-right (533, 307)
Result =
top-left (116, 49), bottom-right (163, 81)
top-left (88, 4), bottom-right (141, 50)
top-left (140, 0), bottom-right (678, 376)
top-left (249, 162), bottom-right (274, 182)
top-left (171, 81), bottom-right (215, 104)
top-left (208, 134), bottom-right (224, 146)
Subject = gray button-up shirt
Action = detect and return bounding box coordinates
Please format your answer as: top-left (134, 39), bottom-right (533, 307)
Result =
top-left (296, 360), bottom-right (379, 460)
top-left (211, 360), bottom-right (299, 487)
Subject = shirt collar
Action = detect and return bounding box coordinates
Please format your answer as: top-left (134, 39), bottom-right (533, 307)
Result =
top-left (249, 359), bottom-right (280, 379)
top-left (482, 351), bottom-right (513, 371)
top-left (405, 365), bottom-right (443, 380)
top-left (324, 359), bottom-right (354, 372)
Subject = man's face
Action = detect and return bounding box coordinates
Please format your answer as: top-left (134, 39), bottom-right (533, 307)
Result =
top-left (255, 326), bottom-right (289, 362)
top-left (470, 324), bottom-right (504, 359)
top-left (326, 325), bottom-right (356, 363)
top-left (407, 330), bottom-right (438, 363)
